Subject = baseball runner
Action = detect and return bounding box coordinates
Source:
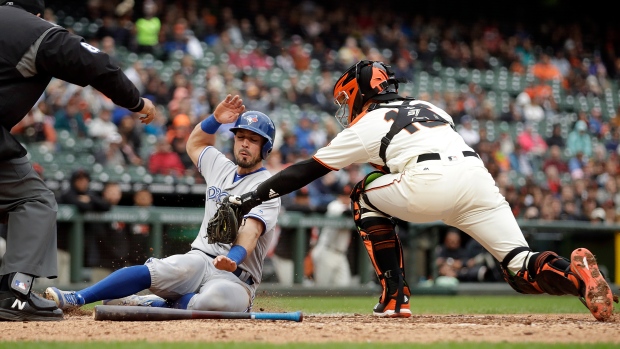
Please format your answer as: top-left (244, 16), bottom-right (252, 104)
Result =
top-left (0, 0), bottom-right (155, 321)
top-left (227, 60), bottom-right (615, 320)
top-left (45, 95), bottom-right (281, 313)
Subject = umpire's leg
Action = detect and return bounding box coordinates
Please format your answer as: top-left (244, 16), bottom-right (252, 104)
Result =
top-left (0, 156), bottom-right (62, 321)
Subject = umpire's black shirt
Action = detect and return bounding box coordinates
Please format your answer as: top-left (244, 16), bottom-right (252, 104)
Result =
top-left (0, 4), bottom-right (144, 161)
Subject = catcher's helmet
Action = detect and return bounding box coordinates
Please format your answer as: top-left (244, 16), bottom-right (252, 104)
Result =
top-left (230, 111), bottom-right (276, 159)
top-left (332, 60), bottom-right (402, 128)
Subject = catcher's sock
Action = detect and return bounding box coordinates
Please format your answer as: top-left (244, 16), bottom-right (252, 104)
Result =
top-left (172, 293), bottom-right (196, 309)
top-left (79, 265), bottom-right (151, 304)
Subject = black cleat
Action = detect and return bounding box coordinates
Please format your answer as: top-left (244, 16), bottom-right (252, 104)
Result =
top-left (0, 290), bottom-right (63, 321)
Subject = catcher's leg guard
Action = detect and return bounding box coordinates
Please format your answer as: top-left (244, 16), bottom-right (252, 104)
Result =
top-left (351, 172), bottom-right (411, 318)
top-left (501, 247), bottom-right (581, 295)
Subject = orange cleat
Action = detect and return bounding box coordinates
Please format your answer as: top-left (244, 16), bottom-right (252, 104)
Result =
top-left (570, 248), bottom-right (614, 321)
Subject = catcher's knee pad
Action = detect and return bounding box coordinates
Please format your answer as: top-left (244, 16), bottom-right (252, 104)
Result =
top-left (501, 247), bottom-right (580, 296)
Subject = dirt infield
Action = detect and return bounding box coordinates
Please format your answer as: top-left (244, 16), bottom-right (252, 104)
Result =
top-left (1, 309), bottom-right (619, 343)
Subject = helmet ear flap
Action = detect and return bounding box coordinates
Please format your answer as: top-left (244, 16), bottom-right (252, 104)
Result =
top-left (350, 87), bottom-right (365, 123)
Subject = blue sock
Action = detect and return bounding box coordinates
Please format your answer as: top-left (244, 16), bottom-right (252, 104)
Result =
top-left (172, 293), bottom-right (196, 309)
top-left (78, 265), bottom-right (151, 304)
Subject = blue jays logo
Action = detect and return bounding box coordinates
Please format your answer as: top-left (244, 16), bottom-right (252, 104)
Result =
top-left (245, 115), bottom-right (258, 124)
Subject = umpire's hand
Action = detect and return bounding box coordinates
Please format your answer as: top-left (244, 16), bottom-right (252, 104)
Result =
top-left (137, 97), bottom-right (156, 124)
top-left (213, 255), bottom-right (237, 272)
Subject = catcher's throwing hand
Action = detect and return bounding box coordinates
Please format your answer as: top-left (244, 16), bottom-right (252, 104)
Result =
top-left (213, 255), bottom-right (237, 272)
top-left (212, 94), bottom-right (245, 124)
top-left (137, 97), bottom-right (156, 124)
top-left (206, 195), bottom-right (244, 244)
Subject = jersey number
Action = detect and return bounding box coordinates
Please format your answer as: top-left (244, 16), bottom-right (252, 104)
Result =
top-left (80, 42), bottom-right (101, 53)
top-left (383, 103), bottom-right (448, 134)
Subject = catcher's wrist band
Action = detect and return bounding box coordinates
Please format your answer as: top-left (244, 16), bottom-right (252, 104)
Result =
top-left (201, 114), bottom-right (221, 134)
top-left (227, 245), bottom-right (248, 265)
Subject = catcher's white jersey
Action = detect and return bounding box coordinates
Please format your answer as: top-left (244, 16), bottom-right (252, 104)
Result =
top-left (314, 100), bottom-right (471, 173)
top-left (190, 146), bottom-right (281, 287)
top-left (315, 99), bottom-right (529, 273)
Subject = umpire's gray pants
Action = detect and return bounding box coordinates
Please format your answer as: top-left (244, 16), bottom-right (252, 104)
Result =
top-left (0, 156), bottom-right (58, 278)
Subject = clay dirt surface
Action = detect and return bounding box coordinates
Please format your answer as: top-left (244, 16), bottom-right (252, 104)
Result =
top-left (1, 308), bottom-right (620, 343)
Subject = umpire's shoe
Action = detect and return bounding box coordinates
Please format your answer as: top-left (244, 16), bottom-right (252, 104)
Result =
top-left (373, 284), bottom-right (412, 318)
top-left (0, 290), bottom-right (63, 321)
top-left (570, 248), bottom-right (615, 321)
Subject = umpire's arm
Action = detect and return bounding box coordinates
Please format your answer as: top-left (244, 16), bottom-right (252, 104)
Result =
top-left (213, 217), bottom-right (263, 272)
top-left (35, 28), bottom-right (144, 112)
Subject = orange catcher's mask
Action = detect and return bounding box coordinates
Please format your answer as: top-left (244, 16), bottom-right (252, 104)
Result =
top-left (332, 60), bottom-right (401, 128)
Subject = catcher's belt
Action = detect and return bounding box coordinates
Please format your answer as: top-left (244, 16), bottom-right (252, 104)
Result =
top-left (416, 151), bottom-right (479, 163)
top-left (192, 249), bottom-right (255, 285)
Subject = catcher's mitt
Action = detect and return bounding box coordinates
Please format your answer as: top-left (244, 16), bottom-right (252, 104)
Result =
top-left (206, 196), bottom-right (244, 244)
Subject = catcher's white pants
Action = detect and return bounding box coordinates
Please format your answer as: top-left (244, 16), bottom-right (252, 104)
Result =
top-left (145, 250), bottom-right (252, 311)
top-left (362, 154), bottom-right (529, 273)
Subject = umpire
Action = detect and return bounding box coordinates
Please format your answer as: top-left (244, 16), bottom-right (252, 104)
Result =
top-left (0, 0), bottom-right (155, 321)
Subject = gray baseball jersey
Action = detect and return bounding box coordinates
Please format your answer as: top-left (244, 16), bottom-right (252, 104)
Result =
top-left (190, 146), bottom-right (280, 286)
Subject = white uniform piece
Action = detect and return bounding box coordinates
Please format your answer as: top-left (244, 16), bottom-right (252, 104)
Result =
top-left (310, 199), bottom-right (352, 286)
top-left (313, 100), bottom-right (529, 274)
top-left (146, 146), bottom-right (280, 311)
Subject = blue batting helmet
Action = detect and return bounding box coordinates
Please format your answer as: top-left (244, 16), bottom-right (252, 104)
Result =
top-left (230, 111), bottom-right (276, 159)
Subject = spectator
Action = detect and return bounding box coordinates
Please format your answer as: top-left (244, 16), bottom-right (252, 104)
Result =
top-left (509, 143), bottom-right (533, 177)
top-left (590, 207), bottom-right (606, 223)
top-left (531, 52), bottom-right (563, 82)
top-left (57, 169), bottom-right (112, 277)
top-left (310, 184), bottom-right (354, 287)
top-left (88, 182), bottom-right (132, 280)
top-left (463, 238), bottom-right (503, 282)
top-left (279, 132), bottom-right (301, 164)
top-left (11, 101), bottom-right (57, 149)
top-left (499, 100), bottom-right (523, 123)
top-left (567, 120), bottom-right (593, 158)
top-left (435, 229), bottom-right (466, 284)
top-left (516, 123), bottom-right (547, 157)
top-left (135, 0), bottom-right (161, 55)
top-left (87, 108), bottom-right (118, 140)
top-left (457, 115), bottom-right (480, 148)
top-left (148, 138), bottom-right (186, 177)
top-left (94, 132), bottom-right (141, 167)
top-left (272, 188), bottom-right (314, 286)
top-left (542, 145), bottom-right (569, 174)
top-left (127, 188), bottom-right (154, 265)
top-left (54, 94), bottom-right (88, 138)
top-left (545, 123), bottom-right (565, 148)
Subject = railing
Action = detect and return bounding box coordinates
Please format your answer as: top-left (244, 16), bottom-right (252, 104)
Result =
top-left (56, 205), bottom-right (620, 284)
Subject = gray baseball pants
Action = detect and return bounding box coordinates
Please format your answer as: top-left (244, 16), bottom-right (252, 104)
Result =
top-left (0, 156), bottom-right (58, 278)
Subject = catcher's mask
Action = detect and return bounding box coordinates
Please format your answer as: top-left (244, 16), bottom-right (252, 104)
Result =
top-left (230, 110), bottom-right (276, 159)
top-left (0, 0), bottom-right (45, 15)
top-left (332, 60), bottom-right (403, 128)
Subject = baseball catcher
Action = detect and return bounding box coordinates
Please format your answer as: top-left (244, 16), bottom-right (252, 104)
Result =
top-left (226, 60), bottom-right (616, 321)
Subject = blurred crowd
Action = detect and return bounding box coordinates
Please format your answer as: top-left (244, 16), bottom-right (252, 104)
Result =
top-left (9, 0), bottom-right (620, 279)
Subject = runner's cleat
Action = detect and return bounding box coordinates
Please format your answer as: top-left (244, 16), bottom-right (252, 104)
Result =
top-left (103, 294), bottom-right (167, 307)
